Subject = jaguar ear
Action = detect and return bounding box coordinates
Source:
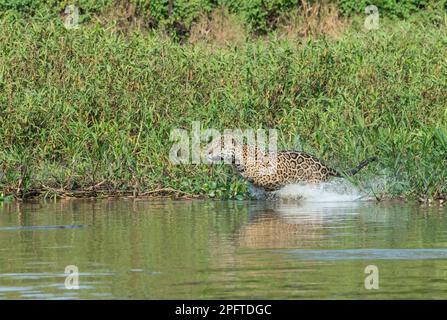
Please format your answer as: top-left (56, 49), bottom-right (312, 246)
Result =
top-left (222, 134), bottom-right (234, 146)
top-left (229, 135), bottom-right (241, 147)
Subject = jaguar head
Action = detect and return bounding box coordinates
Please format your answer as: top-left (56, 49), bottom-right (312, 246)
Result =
top-left (205, 134), bottom-right (242, 164)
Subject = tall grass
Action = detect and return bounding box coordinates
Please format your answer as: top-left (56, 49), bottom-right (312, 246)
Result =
top-left (0, 17), bottom-right (445, 201)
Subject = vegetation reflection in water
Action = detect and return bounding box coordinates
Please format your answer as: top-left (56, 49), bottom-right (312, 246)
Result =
top-left (0, 199), bottom-right (446, 299)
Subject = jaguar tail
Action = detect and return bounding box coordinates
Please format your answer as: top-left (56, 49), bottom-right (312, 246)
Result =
top-left (330, 157), bottom-right (377, 177)
top-left (348, 157), bottom-right (378, 176)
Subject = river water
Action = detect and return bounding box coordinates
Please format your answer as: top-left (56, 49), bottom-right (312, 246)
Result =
top-left (0, 199), bottom-right (446, 299)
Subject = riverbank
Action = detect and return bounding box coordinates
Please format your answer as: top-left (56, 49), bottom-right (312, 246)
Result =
top-left (0, 13), bottom-right (446, 202)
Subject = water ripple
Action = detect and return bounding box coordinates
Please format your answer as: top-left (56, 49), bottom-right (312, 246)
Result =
top-left (277, 248), bottom-right (447, 261)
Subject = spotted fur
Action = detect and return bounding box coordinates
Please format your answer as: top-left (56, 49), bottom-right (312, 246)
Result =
top-left (206, 134), bottom-right (377, 191)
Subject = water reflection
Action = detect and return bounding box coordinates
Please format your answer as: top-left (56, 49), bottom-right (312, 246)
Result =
top-left (0, 199), bottom-right (446, 299)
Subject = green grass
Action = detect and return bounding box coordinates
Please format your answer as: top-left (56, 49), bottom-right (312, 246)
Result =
top-left (0, 17), bottom-right (446, 201)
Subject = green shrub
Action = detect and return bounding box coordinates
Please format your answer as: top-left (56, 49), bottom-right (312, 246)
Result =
top-left (220, 0), bottom-right (299, 34)
top-left (0, 0), bottom-right (112, 17)
top-left (337, 0), bottom-right (441, 18)
top-left (1, 0), bottom-right (445, 35)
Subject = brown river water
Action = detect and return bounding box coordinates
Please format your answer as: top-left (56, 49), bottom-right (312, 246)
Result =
top-left (0, 199), bottom-right (446, 299)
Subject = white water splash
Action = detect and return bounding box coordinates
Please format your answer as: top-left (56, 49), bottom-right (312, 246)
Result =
top-left (249, 178), bottom-right (374, 202)
top-left (275, 179), bottom-right (370, 202)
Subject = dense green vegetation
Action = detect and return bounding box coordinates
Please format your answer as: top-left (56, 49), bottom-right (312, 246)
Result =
top-left (0, 2), bottom-right (446, 201)
top-left (1, 0), bottom-right (446, 36)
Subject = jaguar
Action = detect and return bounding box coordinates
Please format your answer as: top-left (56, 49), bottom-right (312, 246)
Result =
top-left (205, 134), bottom-right (377, 191)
